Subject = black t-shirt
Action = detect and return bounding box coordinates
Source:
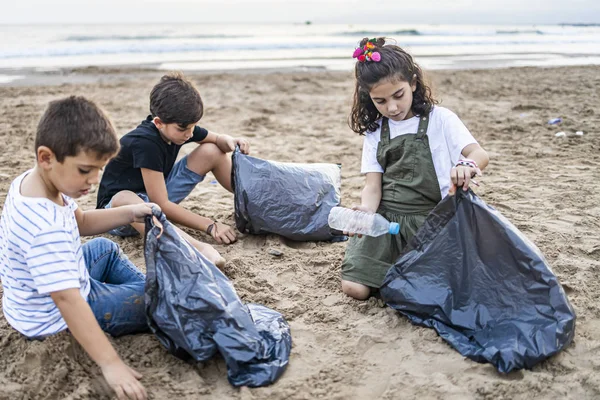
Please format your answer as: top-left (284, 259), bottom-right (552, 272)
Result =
top-left (96, 116), bottom-right (208, 209)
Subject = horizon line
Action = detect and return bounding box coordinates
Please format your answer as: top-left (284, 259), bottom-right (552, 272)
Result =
top-left (1, 21), bottom-right (599, 26)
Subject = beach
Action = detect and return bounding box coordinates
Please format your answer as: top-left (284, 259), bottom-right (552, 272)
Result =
top-left (0, 64), bottom-right (599, 399)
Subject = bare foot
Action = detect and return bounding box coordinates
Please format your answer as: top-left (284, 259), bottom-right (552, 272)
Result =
top-left (214, 257), bottom-right (226, 269)
top-left (169, 225), bottom-right (227, 269)
top-left (196, 241), bottom-right (226, 269)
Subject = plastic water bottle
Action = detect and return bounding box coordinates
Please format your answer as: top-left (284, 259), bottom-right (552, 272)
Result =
top-left (328, 207), bottom-right (400, 237)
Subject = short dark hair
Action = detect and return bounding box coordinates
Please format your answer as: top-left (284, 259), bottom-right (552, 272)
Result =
top-left (35, 96), bottom-right (119, 162)
top-left (349, 37), bottom-right (438, 135)
top-left (149, 71), bottom-right (204, 126)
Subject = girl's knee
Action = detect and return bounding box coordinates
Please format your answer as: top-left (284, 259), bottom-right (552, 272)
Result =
top-left (341, 280), bottom-right (371, 300)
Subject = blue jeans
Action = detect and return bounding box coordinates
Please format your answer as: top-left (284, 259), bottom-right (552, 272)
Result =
top-left (83, 238), bottom-right (149, 336)
top-left (105, 155), bottom-right (205, 237)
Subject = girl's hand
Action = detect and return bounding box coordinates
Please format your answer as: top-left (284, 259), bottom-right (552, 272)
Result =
top-left (130, 203), bottom-right (160, 223)
top-left (344, 205), bottom-right (374, 238)
top-left (450, 165), bottom-right (482, 192)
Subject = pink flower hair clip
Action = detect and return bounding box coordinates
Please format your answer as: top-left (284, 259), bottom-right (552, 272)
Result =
top-left (352, 38), bottom-right (381, 63)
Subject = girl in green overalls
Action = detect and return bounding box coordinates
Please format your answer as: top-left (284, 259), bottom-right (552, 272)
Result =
top-left (341, 37), bottom-right (490, 300)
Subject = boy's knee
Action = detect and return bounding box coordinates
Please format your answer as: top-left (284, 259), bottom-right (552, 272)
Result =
top-left (186, 143), bottom-right (229, 175)
top-left (110, 190), bottom-right (142, 208)
top-left (199, 142), bottom-right (224, 156)
top-left (87, 237), bottom-right (119, 253)
top-left (189, 143), bottom-right (225, 164)
top-left (341, 280), bottom-right (371, 300)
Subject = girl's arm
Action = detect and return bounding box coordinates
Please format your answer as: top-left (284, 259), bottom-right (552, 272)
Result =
top-left (452, 143), bottom-right (490, 191)
top-left (360, 172), bottom-right (383, 213)
top-left (462, 143), bottom-right (489, 171)
top-left (345, 173), bottom-right (382, 238)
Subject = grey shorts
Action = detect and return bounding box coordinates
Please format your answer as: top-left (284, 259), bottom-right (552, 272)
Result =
top-left (105, 155), bottom-right (205, 237)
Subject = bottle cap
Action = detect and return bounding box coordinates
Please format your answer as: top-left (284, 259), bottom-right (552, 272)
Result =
top-left (389, 222), bottom-right (400, 235)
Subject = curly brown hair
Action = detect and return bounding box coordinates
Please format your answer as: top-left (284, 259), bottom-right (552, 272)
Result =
top-left (349, 37), bottom-right (438, 135)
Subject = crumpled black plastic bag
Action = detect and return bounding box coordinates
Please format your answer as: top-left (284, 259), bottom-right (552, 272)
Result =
top-left (144, 210), bottom-right (292, 387)
top-left (232, 147), bottom-right (343, 241)
top-left (380, 189), bottom-right (576, 373)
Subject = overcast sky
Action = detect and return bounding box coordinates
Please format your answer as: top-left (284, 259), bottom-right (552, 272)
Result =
top-left (3, 0), bottom-right (600, 25)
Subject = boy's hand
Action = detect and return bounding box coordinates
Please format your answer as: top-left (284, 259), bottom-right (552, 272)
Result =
top-left (51, 290), bottom-right (147, 400)
top-left (235, 137), bottom-right (250, 154)
top-left (210, 222), bottom-right (237, 245)
top-left (450, 165), bottom-right (482, 191)
top-left (101, 361), bottom-right (147, 400)
top-left (129, 203), bottom-right (160, 223)
top-left (216, 134), bottom-right (250, 154)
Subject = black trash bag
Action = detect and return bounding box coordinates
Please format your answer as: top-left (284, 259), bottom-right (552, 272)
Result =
top-left (380, 189), bottom-right (576, 373)
top-left (143, 210), bottom-right (292, 387)
top-left (232, 147), bottom-right (343, 241)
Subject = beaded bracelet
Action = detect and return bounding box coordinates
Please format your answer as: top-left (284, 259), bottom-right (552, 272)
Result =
top-left (456, 158), bottom-right (479, 169)
top-left (456, 159), bottom-right (481, 186)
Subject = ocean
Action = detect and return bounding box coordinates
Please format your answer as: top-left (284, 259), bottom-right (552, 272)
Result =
top-left (1, 23), bottom-right (600, 82)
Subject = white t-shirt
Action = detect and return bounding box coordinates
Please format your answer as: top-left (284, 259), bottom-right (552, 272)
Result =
top-left (0, 170), bottom-right (90, 338)
top-left (361, 106), bottom-right (478, 198)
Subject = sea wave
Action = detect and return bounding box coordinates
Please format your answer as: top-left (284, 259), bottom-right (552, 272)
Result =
top-left (560, 23), bottom-right (600, 27)
top-left (337, 29), bottom-right (549, 37)
top-left (336, 29), bottom-right (421, 37)
top-left (496, 29), bottom-right (545, 35)
top-left (2, 38), bottom-right (600, 60)
top-left (65, 34), bottom-right (246, 41)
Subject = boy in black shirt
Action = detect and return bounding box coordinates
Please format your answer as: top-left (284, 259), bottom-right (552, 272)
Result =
top-left (97, 72), bottom-right (250, 266)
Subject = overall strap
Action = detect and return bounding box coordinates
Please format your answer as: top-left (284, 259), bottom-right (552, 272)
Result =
top-left (416, 114), bottom-right (430, 140)
top-left (380, 117), bottom-right (391, 145)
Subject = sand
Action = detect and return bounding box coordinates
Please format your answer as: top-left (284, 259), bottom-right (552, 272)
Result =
top-left (0, 65), bottom-right (599, 400)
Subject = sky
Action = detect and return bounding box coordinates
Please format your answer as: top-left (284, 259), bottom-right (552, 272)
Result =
top-left (2, 0), bottom-right (600, 25)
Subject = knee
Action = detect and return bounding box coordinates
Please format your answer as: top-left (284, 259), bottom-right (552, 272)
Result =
top-left (87, 237), bottom-right (119, 254)
top-left (198, 142), bottom-right (224, 157)
top-left (110, 190), bottom-right (142, 208)
top-left (188, 142), bottom-right (226, 166)
top-left (341, 280), bottom-right (371, 300)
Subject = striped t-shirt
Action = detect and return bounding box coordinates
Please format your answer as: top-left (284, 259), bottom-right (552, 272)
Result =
top-left (0, 170), bottom-right (90, 338)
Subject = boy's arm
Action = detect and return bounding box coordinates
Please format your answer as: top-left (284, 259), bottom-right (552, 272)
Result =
top-left (75, 204), bottom-right (156, 237)
top-left (51, 289), bottom-right (147, 400)
top-left (200, 131), bottom-right (250, 154)
top-left (141, 168), bottom-right (215, 233)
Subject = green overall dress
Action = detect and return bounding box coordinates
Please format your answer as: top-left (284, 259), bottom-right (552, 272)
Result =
top-left (341, 114), bottom-right (442, 288)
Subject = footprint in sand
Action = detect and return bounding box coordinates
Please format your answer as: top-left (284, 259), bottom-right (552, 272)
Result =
top-left (241, 235), bottom-right (266, 249)
top-left (351, 336), bottom-right (397, 399)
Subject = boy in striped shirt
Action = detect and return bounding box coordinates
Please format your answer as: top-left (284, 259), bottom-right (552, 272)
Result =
top-left (0, 96), bottom-right (153, 400)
